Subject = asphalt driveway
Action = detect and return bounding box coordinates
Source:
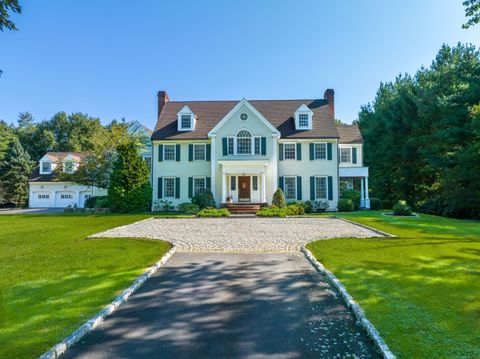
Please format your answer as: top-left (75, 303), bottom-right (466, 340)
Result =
top-left (63, 253), bottom-right (379, 359)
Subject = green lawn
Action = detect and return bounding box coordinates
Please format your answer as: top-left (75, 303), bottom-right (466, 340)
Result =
top-left (307, 211), bottom-right (480, 359)
top-left (0, 214), bottom-right (171, 359)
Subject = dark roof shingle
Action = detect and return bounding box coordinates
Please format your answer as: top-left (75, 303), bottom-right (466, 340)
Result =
top-left (151, 99), bottom-right (339, 140)
top-left (336, 124), bottom-right (364, 144)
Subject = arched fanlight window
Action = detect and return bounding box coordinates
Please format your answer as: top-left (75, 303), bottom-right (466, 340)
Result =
top-left (236, 129), bottom-right (252, 154)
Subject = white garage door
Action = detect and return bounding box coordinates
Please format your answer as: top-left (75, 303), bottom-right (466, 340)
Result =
top-left (79, 191), bottom-right (92, 208)
top-left (55, 191), bottom-right (77, 208)
top-left (31, 191), bottom-right (53, 208)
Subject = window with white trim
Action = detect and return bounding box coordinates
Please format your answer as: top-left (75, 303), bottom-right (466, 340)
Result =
top-left (163, 177), bottom-right (175, 198)
top-left (236, 130), bottom-right (252, 155)
top-left (340, 148), bottom-right (351, 163)
top-left (284, 177), bottom-right (296, 200)
top-left (315, 176), bottom-right (327, 199)
top-left (164, 144), bottom-right (176, 161)
top-left (314, 143), bottom-right (327, 159)
top-left (38, 194), bottom-right (49, 199)
top-left (298, 114), bottom-right (309, 127)
top-left (193, 144), bottom-right (206, 161)
top-left (64, 160), bottom-right (74, 173)
top-left (144, 156), bottom-right (152, 170)
top-left (181, 114), bottom-right (192, 129)
top-left (284, 143), bottom-right (296, 160)
top-left (42, 162), bottom-right (51, 173)
top-left (254, 137), bottom-right (261, 155)
top-left (252, 176), bottom-right (258, 191)
top-left (193, 177), bottom-right (206, 196)
top-left (227, 137), bottom-right (234, 155)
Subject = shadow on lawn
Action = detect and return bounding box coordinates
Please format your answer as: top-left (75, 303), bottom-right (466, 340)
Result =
top-left (62, 255), bottom-right (380, 359)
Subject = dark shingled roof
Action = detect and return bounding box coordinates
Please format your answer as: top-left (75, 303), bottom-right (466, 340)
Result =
top-left (29, 152), bottom-right (86, 182)
top-left (151, 99), bottom-right (340, 140)
top-left (336, 124), bottom-right (364, 144)
top-left (28, 166), bottom-right (58, 182)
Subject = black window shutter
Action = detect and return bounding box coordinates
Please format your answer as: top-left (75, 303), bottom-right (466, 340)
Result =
top-left (222, 138), bottom-right (228, 156)
top-left (327, 176), bottom-right (333, 201)
top-left (279, 144), bottom-right (284, 160)
top-left (310, 143), bottom-right (314, 160)
top-left (175, 177), bottom-right (180, 198)
top-left (278, 176), bottom-right (284, 192)
top-left (206, 144), bottom-right (211, 161)
top-left (310, 176), bottom-right (315, 200)
top-left (158, 177), bottom-right (163, 198)
top-left (158, 144), bottom-right (163, 161)
top-left (206, 177), bottom-right (211, 189)
top-left (327, 143), bottom-right (333, 160)
top-left (175, 144), bottom-right (181, 161)
top-left (297, 176), bottom-right (302, 200)
top-left (188, 144), bottom-right (193, 161)
top-left (188, 177), bottom-right (193, 198)
top-left (352, 148), bottom-right (357, 164)
top-left (296, 143), bottom-right (302, 161)
top-left (261, 137), bottom-right (267, 155)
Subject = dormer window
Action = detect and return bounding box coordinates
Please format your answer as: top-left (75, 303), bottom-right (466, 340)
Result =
top-left (64, 160), bottom-right (74, 173)
top-left (177, 105), bottom-right (195, 131)
top-left (294, 104), bottom-right (313, 130)
top-left (41, 161), bottom-right (51, 174)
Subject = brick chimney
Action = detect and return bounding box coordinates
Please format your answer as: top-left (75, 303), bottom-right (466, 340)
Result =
top-left (324, 89), bottom-right (335, 119)
top-left (157, 90), bottom-right (170, 119)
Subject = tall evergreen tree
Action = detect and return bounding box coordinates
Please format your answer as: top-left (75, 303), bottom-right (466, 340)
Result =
top-left (0, 137), bottom-right (33, 206)
top-left (107, 140), bottom-right (151, 213)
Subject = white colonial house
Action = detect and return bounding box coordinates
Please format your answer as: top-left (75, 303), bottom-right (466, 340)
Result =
top-left (151, 89), bottom-right (370, 211)
top-left (28, 152), bottom-right (107, 208)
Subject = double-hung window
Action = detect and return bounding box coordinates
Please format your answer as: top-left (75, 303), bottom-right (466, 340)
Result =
top-left (284, 143), bottom-right (296, 160)
top-left (42, 162), bottom-right (51, 173)
top-left (314, 143), bottom-right (327, 160)
top-left (193, 144), bottom-right (206, 161)
top-left (236, 130), bottom-right (252, 155)
top-left (193, 177), bottom-right (206, 196)
top-left (298, 114), bottom-right (309, 128)
top-left (181, 114), bottom-right (192, 130)
top-left (164, 144), bottom-right (176, 161)
top-left (64, 161), bottom-right (74, 173)
top-left (227, 137), bottom-right (234, 155)
top-left (315, 176), bottom-right (327, 199)
top-left (340, 148), bottom-right (351, 163)
top-left (284, 177), bottom-right (297, 200)
top-left (163, 177), bottom-right (175, 198)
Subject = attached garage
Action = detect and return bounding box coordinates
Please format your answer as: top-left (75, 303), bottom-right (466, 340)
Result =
top-left (30, 191), bottom-right (53, 208)
top-left (54, 191), bottom-right (76, 207)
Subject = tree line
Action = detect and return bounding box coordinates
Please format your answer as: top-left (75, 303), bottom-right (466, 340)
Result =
top-left (358, 43), bottom-right (480, 219)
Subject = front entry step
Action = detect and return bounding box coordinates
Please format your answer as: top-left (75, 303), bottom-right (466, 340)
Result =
top-left (227, 203), bottom-right (261, 214)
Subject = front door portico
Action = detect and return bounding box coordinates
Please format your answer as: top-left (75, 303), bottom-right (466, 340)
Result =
top-left (238, 176), bottom-right (251, 202)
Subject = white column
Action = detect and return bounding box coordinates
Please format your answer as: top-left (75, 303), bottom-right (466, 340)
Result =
top-left (261, 172), bottom-right (267, 203)
top-left (365, 176), bottom-right (370, 209)
top-left (271, 135), bottom-right (279, 195)
top-left (210, 136), bottom-right (216, 203)
top-left (221, 172), bottom-right (227, 203)
top-left (360, 177), bottom-right (365, 207)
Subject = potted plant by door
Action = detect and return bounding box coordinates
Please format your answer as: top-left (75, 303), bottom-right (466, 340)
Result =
top-left (226, 196), bottom-right (233, 204)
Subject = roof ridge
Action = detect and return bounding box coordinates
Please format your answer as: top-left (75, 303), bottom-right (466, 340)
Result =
top-left (166, 98), bottom-right (323, 103)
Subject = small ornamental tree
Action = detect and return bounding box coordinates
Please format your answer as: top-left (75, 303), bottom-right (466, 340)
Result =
top-left (108, 141), bottom-right (152, 212)
top-left (0, 137), bottom-right (33, 206)
top-left (272, 188), bottom-right (286, 208)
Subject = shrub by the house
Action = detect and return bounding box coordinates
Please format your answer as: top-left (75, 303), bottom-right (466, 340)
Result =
top-left (369, 197), bottom-right (382, 210)
top-left (85, 195), bottom-right (108, 208)
top-left (341, 189), bottom-right (361, 210)
top-left (197, 207), bottom-right (230, 217)
top-left (256, 207), bottom-right (288, 217)
top-left (338, 199), bottom-right (354, 212)
top-left (272, 188), bottom-right (286, 208)
top-left (178, 202), bottom-right (200, 215)
top-left (108, 141), bottom-right (152, 213)
top-left (393, 200), bottom-right (412, 216)
top-left (191, 189), bottom-right (215, 209)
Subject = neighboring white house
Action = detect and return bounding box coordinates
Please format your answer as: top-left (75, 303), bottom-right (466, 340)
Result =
top-left (151, 89), bottom-right (370, 210)
top-left (128, 120), bottom-right (153, 170)
top-left (28, 152), bottom-right (107, 208)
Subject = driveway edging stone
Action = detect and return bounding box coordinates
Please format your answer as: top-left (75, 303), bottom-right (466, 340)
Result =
top-left (334, 216), bottom-right (396, 237)
top-left (38, 244), bottom-right (177, 359)
top-left (301, 245), bottom-right (396, 359)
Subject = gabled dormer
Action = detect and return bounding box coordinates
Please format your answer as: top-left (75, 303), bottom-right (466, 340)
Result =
top-left (177, 105), bottom-right (196, 131)
top-left (62, 154), bottom-right (78, 173)
top-left (294, 104), bottom-right (313, 130)
top-left (39, 157), bottom-right (52, 174)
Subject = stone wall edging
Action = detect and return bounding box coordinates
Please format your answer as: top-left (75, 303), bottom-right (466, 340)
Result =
top-left (38, 244), bottom-right (177, 359)
top-left (301, 245), bottom-right (396, 359)
top-left (334, 216), bottom-right (396, 238)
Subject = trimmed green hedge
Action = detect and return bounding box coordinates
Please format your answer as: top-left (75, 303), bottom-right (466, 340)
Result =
top-left (196, 207), bottom-right (230, 217)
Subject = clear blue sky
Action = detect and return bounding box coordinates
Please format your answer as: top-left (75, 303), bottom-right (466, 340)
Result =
top-left (1, 0), bottom-right (479, 130)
